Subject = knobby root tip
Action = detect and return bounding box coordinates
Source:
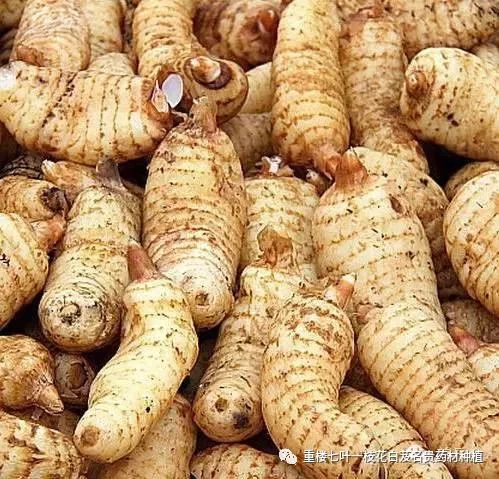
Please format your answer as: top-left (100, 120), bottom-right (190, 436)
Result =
top-left (188, 56), bottom-right (232, 89)
top-left (127, 242), bottom-right (162, 281)
top-left (312, 144), bottom-right (342, 180)
top-left (148, 81), bottom-right (173, 126)
top-left (41, 160), bottom-right (57, 179)
top-left (334, 150), bottom-right (369, 190)
top-left (32, 215), bottom-right (66, 252)
top-left (405, 70), bottom-right (431, 99)
top-left (190, 97), bottom-right (218, 133)
top-left (256, 8), bottom-right (280, 36)
top-left (37, 384), bottom-right (64, 414)
top-left (95, 158), bottom-right (126, 191)
top-left (335, 274), bottom-right (356, 309)
top-left (448, 325), bottom-right (481, 356)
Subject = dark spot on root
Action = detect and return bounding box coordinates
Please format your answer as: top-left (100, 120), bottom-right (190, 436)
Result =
top-left (80, 426), bottom-right (99, 448)
top-left (195, 292), bottom-right (209, 306)
top-left (60, 303), bottom-right (81, 325)
top-left (145, 407), bottom-right (151, 413)
top-left (233, 412), bottom-right (250, 429)
top-left (42, 187), bottom-right (67, 213)
top-left (215, 398), bottom-right (228, 412)
top-left (389, 195), bottom-right (404, 214)
top-left (0, 253), bottom-right (10, 267)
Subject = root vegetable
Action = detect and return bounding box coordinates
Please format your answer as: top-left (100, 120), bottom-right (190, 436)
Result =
top-left (241, 62), bottom-right (272, 114)
top-left (445, 161), bottom-right (499, 200)
top-left (381, 0), bottom-right (499, 59)
top-left (326, 2), bottom-right (499, 59)
top-left (97, 395), bottom-right (196, 479)
top-left (271, 0), bottom-right (350, 178)
top-left (0, 0), bottom-right (27, 30)
top-left (312, 151), bottom-right (445, 333)
top-left (20, 321), bottom-right (96, 409)
top-left (194, 0), bottom-right (281, 70)
top-left (191, 444), bottom-right (307, 479)
top-left (0, 335), bottom-right (63, 414)
top-left (340, 8), bottom-right (429, 173)
top-left (96, 395), bottom-right (196, 479)
top-left (11, 0), bottom-right (90, 71)
top-left (0, 152), bottom-right (43, 180)
top-left (13, 407), bottom-right (80, 437)
top-left (80, 0), bottom-right (125, 62)
top-left (0, 175), bottom-right (67, 221)
top-left (74, 245), bottom-right (198, 463)
top-left (357, 299), bottom-right (499, 479)
top-left (472, 42), bottom-right (499, 65)
top-left (400, 48), bottom-right (499, 162)
top-left (193, 229), bottom-right (310, 442)
top-left (143, 98), bottom-right (246, 329)
top-left (449, 326), bottom-right (499, 397)
top-left (0, 61), bottom-right (173, 165)
top-left (87, 52), bottom-right (136, 75)
top-left (443, 171), bottom-right (499, 317)
top-left (241, 158), bottom-right (319, 279)
top-left (42, 160), bottom-right (143, 204)
top-left (339, 386), bottom-right (453, 478)
top-left (0, 213), bottom-right (65, 330)
top-left (262, 276), bottom-right (381, 479)
top-left (39, 161), bottom-right (141, 352)
top-left (442, 299), bottom-right (499, 343)
top-left (133, 0), bottom-right (248, 122)
top-left (0, 410), bottom-right (85, 479)
top-left (0, 29), bottom-right (17, 65)
top-left (350, 147), bottom-right (463, 299)
top-left (221, 112), bottom-right (272, 173)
